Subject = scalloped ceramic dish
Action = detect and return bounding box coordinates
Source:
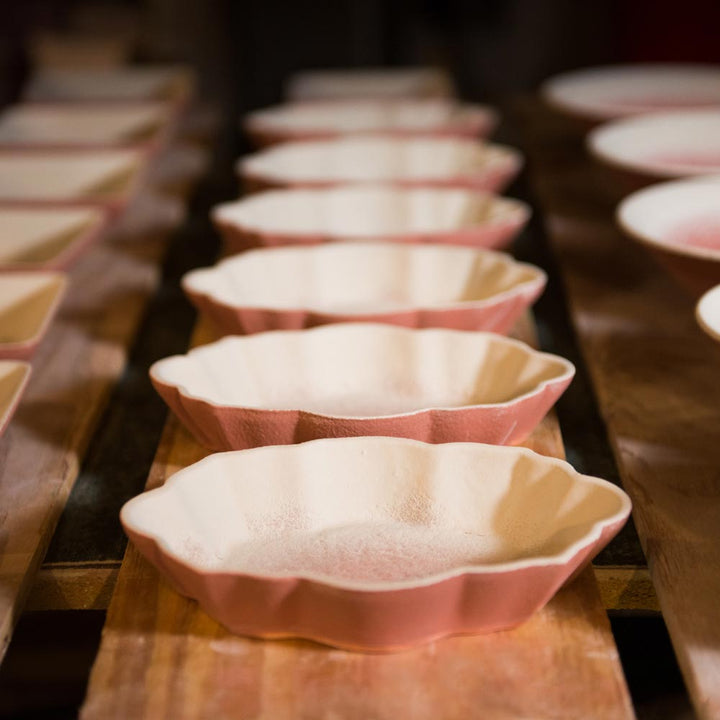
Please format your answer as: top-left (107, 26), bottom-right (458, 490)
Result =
top-left (239, 137), bottom-right (523, 193)
top-left (588, 111), bottom-right (720, 185)
top-left (0, 149), bottom-right (146, 212)
top-left (617, 176), bottom-right (720, 293)
top-left (183, 243), bottom-right (546, 335)
top-left (697, 284), bottom-right (720, 342)
top-left (150, 323), bottom-right (574, 451)
top-left (0, 102), bottom-right (173, 149)
top-left (244, 100), bottom-right (498, 146)
top-left (0, 361), bottom-right (31, 437)
top-left (0, 206), bottom-right (110, 271)
top-left (212, 186), bottom-right (530, 253)
top-left (23, 65), bottom-right (195, 106)
top-left (286, 67), bottom-right (454, 101)
top-left (121, 436), bottom-right (630, 650)
top-left (0, 272), bottom-right (67, 359)
top-left (542, 64), bottom-right (720, 122)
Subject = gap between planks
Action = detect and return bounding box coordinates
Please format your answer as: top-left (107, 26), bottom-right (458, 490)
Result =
top-left (80, 313), bottom-right (635, 720)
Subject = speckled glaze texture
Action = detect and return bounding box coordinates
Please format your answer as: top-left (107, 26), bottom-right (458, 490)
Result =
top-left (149, 325), bottom-right (574, 451)
top-left (121, 438), bottom-right (631, 651)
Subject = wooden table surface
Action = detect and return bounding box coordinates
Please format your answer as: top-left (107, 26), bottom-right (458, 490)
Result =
top-left (1, 93), bottom-right (715, 718)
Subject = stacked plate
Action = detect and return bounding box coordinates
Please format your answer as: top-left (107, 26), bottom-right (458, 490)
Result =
top-left (124, 66), bottom-right (631, 651)
top-left (543, 63), bottom-right (720, 341)
top-left (0, 63), bottom-right (197, 437)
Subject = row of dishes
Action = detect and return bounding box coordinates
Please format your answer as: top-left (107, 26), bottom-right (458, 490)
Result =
top-left (120, 67), bottom-right (633, 651)
top-left (0, 65), bottom-right (196, 435)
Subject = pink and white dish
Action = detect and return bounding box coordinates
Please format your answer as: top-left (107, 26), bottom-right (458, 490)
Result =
top-left (23, 65), bottom-right (195, 108)
top-left (150, 323), bottom-right (574, 451)
top-left (0, 361), bottom-right (31, 437)
top-left (238, 137), bottom-right (523, 193)
top-left (542, 64), bottom-right (720, 122)
top-left (121, 436), bottom-right (630, 651)
top-left (0, 103), bottom-right (173, 150)
top-left (696, 284), bottom-right (720, 342)
top-left (0, 272), bottom-right (67, 359)
top-left (212, 186), bottom-right (530, 253)
top-left (588, 111), bottom-right (720, 187)
top-left (182, 242), bottom-right (546, 335)
top-left (244, 100), bottom-right (498, 146)
top-left (286, 67), bottom-right (454, 101)
top-left (617, 176), bottom-right (720, 293)
top-left (0, 206), bottom-right (110, 271)
top-left (0, 149), bottom-right (146, 213)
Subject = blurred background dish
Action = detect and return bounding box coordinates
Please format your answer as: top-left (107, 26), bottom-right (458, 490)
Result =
top-left (696, 284), bottom-right (720, 341)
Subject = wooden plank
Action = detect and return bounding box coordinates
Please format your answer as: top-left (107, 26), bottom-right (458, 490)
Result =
top-left (80, 314), bottom-right (634, 720)
top-left (519, 97), bottom-right (720, 720)
top-left (25, 563), bottom-right (119, 612)
top-left (0, 134), bottom-right (205, 662)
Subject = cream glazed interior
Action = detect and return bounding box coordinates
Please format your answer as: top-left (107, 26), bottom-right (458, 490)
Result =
top-left (244, 99), bottom-right (497, 138)
top-left (183, 242), bottom-right (545, 317)
top-left (212, 186), bottom-right (530, 246)
top-left (150, 323), bottom-right (573, 417)
top-left (239, 136), bottom-right (522, 188)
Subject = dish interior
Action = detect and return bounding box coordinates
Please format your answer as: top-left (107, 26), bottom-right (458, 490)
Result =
top-left (0, 207), bottom-right (102, 264)
top-left (154, 325), bottom-right (569, 416)
top-left (0, 274), bottom-right (65, 344)
top-left (126, 439), bottom-right (626, 585)
top-left (0, 151), bottom-right (140, 200)
top-left (216, 187), bottom-right (519, 237)
top-left (0, 104), bottom-right (166, 145)
top-left (242, 138), bottom-right (509, 182)
top-left (0, 360), bottom-right (29, 419)
top-left (187, 243), bottom-right (540, 312)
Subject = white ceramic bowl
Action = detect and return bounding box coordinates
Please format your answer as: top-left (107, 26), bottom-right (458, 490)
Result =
top-left (212, 186), bottom-right (530, 252)
top-left (122, 436), bottom-right (630, 650)
top-left (697, 284), bottom-right (720, 342)
top-left (244, 100), bottom-right (498, 145)
top-left (588, 111), bottom-right (720, 181)
top-left (542, 64), bottom-right (720, 122)
top-left (286, 67), bottom-right (454, 101)
top-left (183, 242), bottom-right (546, 335)
top-left (239, 137), bottom-right (523, 193)
top-left (617, 176), bottom-right (720, 292)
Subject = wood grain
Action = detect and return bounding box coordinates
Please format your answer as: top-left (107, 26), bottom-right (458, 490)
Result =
top-left (81, 314), bottom-right (635, 720)
top-left (0, 135), bottom-right (205, 662)
top-left (520, 97), bottom-right (720, 720)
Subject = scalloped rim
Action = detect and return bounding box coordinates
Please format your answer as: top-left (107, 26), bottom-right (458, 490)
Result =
top-left (182, 243), bottom-right (547, 317)
top-left (237, 137), bottom-right (524, 187)
top-left (616, 175), bottom-right (720, 263)
top-left (587, 110), bottom-right (720, 180)
top-left (121, 437), bottom-right (631, 592)
top-left (210, 187), bottom-right (531, 242)
top-left (150, 323), bottom-right (574, 421)
top-left (243, 100), bottom-right (498, 138)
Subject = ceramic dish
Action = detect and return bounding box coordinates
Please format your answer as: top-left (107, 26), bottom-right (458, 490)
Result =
top-left (238, 137), bottom-right (523, 193)
top-left (0, 206), bottom-right (110, 271)
top-left (0, 149), bottom-right (146, 212)
top-left (122, 436), bottom-right (630, 650)
top-left (588, 111), bottom-right (720, 185)
top-left (150, 323), bottom-right (574, 451)
top-left (23, 65), bottom-right (195, 107)
top-left (697, 284), bottom-right (720, 342)
top-left (286, 67), bottom-right (454, 101)
top-left (244, 100), bottom-right (498, 146)
top-left (212, 186), bottom-right (530, 253)
top-left (617, 176), bottom-right (720, 293)
top-left (0, 361), bottom-right (31, 437)
top-left (542, 64), bottom-right (720, 122)
top-left (0, 272), bottom-right (67, 359)
top-left (183, 243), bottom-right (546, 335)
top-left (0, 103), bottom-right (173, 150)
